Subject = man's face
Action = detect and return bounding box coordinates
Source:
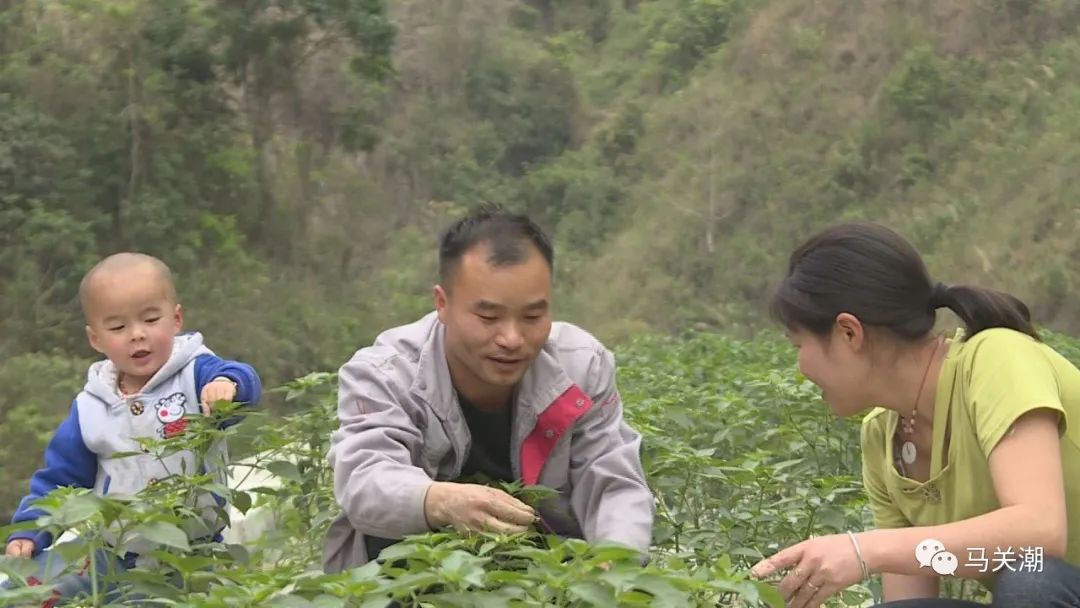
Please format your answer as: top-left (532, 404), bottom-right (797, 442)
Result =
top-left (435, 242), bottom-right (552, 398)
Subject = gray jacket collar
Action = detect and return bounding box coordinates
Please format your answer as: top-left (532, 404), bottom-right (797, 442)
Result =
top-left (409, 314), bottom-right (574, 422)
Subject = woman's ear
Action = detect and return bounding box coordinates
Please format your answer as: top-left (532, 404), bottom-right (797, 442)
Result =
top-left (834, 313), bottom-right (866, 351)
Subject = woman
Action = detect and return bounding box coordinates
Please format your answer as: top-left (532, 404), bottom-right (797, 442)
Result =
top-left (750, 222), bottom-right (1080, 608)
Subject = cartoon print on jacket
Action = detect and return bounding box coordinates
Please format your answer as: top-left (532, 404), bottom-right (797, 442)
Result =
top-left (157, 392), bottom-right (188, 439)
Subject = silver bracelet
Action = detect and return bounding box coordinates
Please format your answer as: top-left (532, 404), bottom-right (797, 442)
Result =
top-left (847, 530), bottom-right (871, 581)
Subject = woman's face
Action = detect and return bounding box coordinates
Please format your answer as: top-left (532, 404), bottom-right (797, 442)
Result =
top-left (787, 320), bottom-right (875, 417)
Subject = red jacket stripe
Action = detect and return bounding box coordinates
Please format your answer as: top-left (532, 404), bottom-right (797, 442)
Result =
top-left (520, 384), bottom-right (593, 485)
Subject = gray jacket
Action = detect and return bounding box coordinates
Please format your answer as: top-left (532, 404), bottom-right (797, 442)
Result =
top-left (322, 312), bottom-right (655, 572)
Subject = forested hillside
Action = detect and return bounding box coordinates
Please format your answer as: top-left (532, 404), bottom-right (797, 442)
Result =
top-left (3, 0), bottom-right (1079, 531)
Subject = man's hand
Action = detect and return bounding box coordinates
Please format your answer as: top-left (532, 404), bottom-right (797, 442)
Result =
top-left (200, 377), bottom-right (237, 416)
top-left (424, 482), bottom-right (537, 535)
top-left (5, 539), bottom-right (34, 558)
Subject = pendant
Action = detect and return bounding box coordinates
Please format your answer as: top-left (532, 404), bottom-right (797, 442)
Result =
top-left (901, 441), bottom-right (917, 464)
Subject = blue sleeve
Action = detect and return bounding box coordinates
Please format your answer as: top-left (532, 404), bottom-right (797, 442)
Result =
top-left (8, 400), bottom-right (98, 553)
top-left (194, 354), bottom-right (262, 427)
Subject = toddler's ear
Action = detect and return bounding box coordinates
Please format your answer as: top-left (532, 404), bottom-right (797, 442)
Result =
top-left (173, 303), bottom-right (184, 330)
top-left (86, 325), bottom-right (104, 354)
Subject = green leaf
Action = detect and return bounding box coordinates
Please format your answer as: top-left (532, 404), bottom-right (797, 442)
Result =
top-left (0, 585), bottom-right (58, 605)
top-left (45, 494), bottom-right (106, 527)
top-left (266, 461), bottom-right (303, 482)
top-left (438, 550), bottom-right (488, 587)
top-left (308, 596), bottom-right (350, 608)
top-left (753, 580), bottom-right (786, 608)
top-left (0, 555), bottom-right (40, 580)
top-left (131, 521), bottom-right (190, 551)
top-left (517, 484), bottom-right (560, 506)
top-left (568, 581), bottom-right (617, 607)
top-left (53, 538), bottom-right (95, 564)
top-left (231, 489), bottom-right (253, 514)
top-left (152, 551), bottom-right (217, 573)
top-left (226, 543), bottom-right (251, 565)
top-left (268, 597), bottom-right (315, 608)
top-left (730, 546), bottom-right (765, 560)
top-left (629, 574), bottom-right (688, 607)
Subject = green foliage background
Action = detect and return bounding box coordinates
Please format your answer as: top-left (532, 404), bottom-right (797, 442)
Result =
top-left (6, 332), bottom-right (1076, 605)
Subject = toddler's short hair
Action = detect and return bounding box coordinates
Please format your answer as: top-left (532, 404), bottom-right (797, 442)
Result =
top-left (79, 253), bottom-right (177, 317)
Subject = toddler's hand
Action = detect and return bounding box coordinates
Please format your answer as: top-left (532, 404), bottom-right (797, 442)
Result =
top-left (200, 377), bottom-right (237, 416)
top-left (6, 538), bottom-right (34, 557)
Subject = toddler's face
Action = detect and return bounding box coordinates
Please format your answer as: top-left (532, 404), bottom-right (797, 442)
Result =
top-left (84, 264), bottom-right (182, 384)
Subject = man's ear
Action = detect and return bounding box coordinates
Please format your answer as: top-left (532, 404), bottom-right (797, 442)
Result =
top-left (434, 285), bottom-right (449, 324)
top-left (86, 325), bottom-right (104, 354)
top-left (834, 313), bottom-right (865, 351)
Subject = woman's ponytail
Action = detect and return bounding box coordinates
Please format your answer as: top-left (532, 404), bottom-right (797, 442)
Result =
top-left (929, 283), bottom-right (1039, 341)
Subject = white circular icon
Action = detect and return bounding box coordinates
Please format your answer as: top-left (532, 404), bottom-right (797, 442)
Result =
top-left (916, 538), bottom-right (958, 576)
top-left (931, 551), bottom-right (959, 575)
top-left (915, 538), bottom-right (945, 568)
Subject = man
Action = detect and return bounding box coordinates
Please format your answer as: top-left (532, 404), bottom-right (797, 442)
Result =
top-left (322, 208), bottom-right (655, 572)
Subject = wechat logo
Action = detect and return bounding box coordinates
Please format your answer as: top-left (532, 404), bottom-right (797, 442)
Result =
top-left (916, 538), bottom-right (958, 576)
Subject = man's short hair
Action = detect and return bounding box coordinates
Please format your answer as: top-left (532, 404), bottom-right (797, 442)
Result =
top-left (437, 206), bottom-right (554, 287)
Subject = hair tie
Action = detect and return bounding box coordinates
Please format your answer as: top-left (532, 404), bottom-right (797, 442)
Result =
top-left (929, 282), bottom-right (950, 310)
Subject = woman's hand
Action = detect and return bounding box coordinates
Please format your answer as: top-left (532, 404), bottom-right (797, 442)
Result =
top-left (750, 533), bottom-right (866, 608)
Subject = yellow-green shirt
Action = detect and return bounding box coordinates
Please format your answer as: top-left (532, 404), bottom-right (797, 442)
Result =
top-left (861, 327), bottom-right (1080, 569)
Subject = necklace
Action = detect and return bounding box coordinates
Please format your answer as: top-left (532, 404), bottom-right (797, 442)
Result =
top-left (118, 374), bottom-right (139, 396)
top-left (899, 337), bottom-right (943, 466)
